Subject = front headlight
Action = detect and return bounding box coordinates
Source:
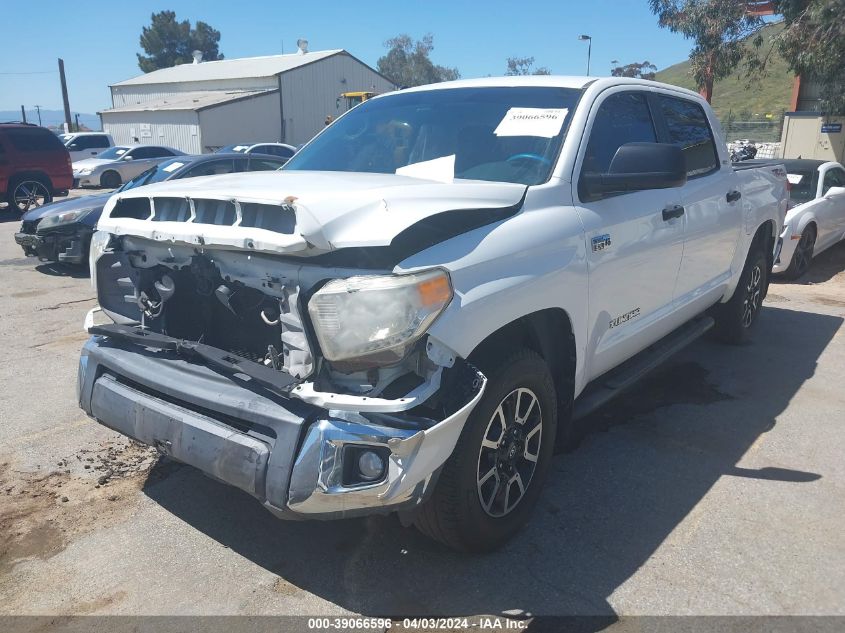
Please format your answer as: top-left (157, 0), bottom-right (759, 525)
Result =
top-left (88, 230), bottom-right (112, 291)
top-left (308, 269), bottom-right (452, 362)
top-left (76, 167), bottom-right (95, 176)
top-left (37, 207), bottom-right (95, 230)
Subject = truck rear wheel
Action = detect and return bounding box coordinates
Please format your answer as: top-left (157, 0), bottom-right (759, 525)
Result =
top-left (414, 348), bottom-right (557, 552)
top-left (714, 239), bottom-right (768, 344)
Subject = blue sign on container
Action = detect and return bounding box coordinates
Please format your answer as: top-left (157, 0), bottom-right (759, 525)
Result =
top-left (821, 123), bottom-right (842, 133)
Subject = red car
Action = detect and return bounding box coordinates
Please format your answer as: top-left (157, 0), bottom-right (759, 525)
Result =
top-left (0, 123), bottom-right (73, 213)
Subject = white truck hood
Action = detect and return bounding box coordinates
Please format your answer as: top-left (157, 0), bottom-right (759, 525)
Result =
top-left (97, 170), bottom-right (526, 255)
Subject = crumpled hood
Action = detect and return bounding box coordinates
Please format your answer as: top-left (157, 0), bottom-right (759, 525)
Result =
top-left (24, 192), bottom-right (112, 222)
top-left (72, 158), bottom-right (112, 171)
top-left (97, 170), bottom-right (526, 255)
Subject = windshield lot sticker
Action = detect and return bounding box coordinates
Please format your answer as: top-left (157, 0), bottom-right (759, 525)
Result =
top-left (494, 108), bottom-right (568, 138)
top-left (396, 154), bottom-right (455, 183)
top-left (787, 174), bottom-right (803, 185)
top-left (162, 162), bottom-right (185, 173)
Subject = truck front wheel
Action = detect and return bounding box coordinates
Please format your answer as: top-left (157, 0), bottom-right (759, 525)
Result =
top-left (714, 239), bottom-right (768, 344)
top-left (414, 349), bottom-right (557, 552)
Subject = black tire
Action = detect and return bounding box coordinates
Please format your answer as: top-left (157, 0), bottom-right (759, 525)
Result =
top-left (414, 348), bottom-right (557, 552)
top-left (713, 238), bottom-right (768, 344)
top-left (100, 170), bottom-right (121, 189)
top-left (5, 177), bottom-right (52, 213)
top-left (782, 224), bottom-right (816, 280)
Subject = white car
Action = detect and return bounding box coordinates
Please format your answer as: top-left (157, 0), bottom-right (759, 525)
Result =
top-left (72, 145), bottom-right (185, 188)
top-left (216, 142), bottom-right (297, 160)
top-left (773, 159), bottom-right (845, 278)
top-left (79, 76), bottom-right (787, 551)
top-left (59, 132), bottom-right (114, 162)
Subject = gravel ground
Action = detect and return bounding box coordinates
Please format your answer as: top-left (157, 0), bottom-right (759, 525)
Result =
top-left (0, 195), bottom-right (844, 627)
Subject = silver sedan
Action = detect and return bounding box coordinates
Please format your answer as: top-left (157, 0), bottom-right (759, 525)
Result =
top-left (72, 145), bottom-right (185, 188)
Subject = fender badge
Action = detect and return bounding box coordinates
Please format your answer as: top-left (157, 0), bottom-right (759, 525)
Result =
top-left (592, 234), bottom-right (611, 252)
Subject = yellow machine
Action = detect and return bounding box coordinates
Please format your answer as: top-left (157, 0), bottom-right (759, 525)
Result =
top-left (338, 91), bottom-right (376, 111)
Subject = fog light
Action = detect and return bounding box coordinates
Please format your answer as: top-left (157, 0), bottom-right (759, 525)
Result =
top-left (357, 450), bottom-right (385, 481)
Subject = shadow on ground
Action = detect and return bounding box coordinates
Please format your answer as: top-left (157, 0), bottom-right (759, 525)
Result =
top-left (142, 305), bottom-right (841, 621)
top-left (772, 240), bottom-right (845, 286)
top-left (34, 262), bottom-right (89, 279)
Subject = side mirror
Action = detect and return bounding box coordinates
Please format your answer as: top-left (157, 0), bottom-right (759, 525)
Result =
top-left (122, 154), bottom-right (133, 161)
top-left (68, 143), bottom-right (79, 150)
top-left (581, 142), bottom-right (687, 199)
top-left (824, 186), bottom-right (845, 198)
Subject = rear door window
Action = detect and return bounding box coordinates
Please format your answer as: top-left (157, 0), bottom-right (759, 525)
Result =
top-left (91, 135), bottom-right (111, 148)
top-left (247, 157), bottom-right (286, 171)
top-left (657, 96), bottom-right (719, 177)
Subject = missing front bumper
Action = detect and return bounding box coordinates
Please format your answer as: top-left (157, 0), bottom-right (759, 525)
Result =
top-left (78, 336), bottom-right (485, 520)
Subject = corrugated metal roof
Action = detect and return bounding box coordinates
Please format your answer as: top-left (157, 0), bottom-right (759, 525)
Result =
top-left (112, 50), bottom-right (344, 86)
top-left (99, 89), bottom-right (277, 114)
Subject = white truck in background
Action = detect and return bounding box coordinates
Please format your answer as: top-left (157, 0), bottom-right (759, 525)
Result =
top-left (78, 77), bottom-right (788, 552)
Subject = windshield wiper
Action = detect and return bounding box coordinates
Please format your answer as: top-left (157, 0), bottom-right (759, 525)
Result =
top-left (89, 323), bottom-right (297, 395)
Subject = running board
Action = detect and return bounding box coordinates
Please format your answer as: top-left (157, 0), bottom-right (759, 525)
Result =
top-left (572, 316), bottom-right (715, 420)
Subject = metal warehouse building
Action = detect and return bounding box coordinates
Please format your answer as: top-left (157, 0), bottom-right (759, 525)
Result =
top-left (100, 46), bottom-right (396, 153)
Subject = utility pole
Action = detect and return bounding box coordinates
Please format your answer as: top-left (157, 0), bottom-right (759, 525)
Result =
top-left (58, 58), bottom-right (72, 133)
top-left (34, 105), bottom-right (42, 126)
top-left (20, 105), bottom-right (27, 123)
top-left (74, 113), bottom-right (80, 132)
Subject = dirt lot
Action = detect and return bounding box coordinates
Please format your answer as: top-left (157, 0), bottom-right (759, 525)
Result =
top-left (1, 195), bottom-right (844, 627)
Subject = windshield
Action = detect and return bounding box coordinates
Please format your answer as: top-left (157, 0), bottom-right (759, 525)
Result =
top-left (787, 170), bottom-right (817, 205)
top-left (118, 159), bottom-right (188, 192)
top-left (284, 86), bottom-right (582, 185)
top-left (96, 146), bottom-right (130, 160)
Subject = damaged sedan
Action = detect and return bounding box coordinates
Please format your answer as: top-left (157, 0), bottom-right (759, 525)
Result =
top-left (78, 77), bottom-right (787, 551)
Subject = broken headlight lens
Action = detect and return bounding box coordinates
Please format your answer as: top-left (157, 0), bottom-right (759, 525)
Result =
top-left (308, 269), bottom-right (452, 362)
top-left (88, 230), bottom-right (112, 291)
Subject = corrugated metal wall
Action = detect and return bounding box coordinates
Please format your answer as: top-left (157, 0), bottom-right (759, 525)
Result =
top-left (111, 77), bottom-right (277, 107)
top-left (101, 110), bottom-right (202, 154)
top-left (198, 92), bottom-right (283, 151)
top-left (280, 53), bottom-right (396, 145)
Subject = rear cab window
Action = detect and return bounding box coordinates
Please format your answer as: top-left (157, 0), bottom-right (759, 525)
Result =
top-left (822, 167), bottom-right (845, 195)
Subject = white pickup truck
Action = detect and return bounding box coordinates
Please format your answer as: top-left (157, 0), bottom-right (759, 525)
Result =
top-left (78, 77), bottom-right (787, 552)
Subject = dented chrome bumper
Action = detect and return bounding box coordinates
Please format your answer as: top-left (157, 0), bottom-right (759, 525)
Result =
top-left (77, 336), bottom-right (484, 519)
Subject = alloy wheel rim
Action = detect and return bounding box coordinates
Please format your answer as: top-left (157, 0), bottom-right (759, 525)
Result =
top-left (794, 232), bottom-right (814, 275)
top-left (476, 387), bottom-right (542, 518)
top-left (741, 264), bottom-right (763, 328)
top-left (13, 181), bottom-right (48, 212)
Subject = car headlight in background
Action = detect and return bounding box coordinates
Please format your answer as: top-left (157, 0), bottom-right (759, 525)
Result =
top-left (75, 167), bottom-right (95, 176)
top-left (37, 207), bottom-right (96, 231)
top-left (308, 269), bottom-right (452, 362)
top-left (88, 230), bottom-right (112, 291)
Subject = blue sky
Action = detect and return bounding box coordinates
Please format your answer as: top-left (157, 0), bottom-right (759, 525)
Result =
top-left (1, 0), bottom-right (699, 114)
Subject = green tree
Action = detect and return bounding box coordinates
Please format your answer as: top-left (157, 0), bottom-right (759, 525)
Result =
top-left (137, 10), bottom-right (223, 72)
top-left (649, 0), bottom-right (763, 102)
top-left (376, 34), bottom-right (460, 87)
top-left (611, 60), bottom-right (658, 79)
top-left (505, 56), bottom-right (551, 76)
top-left (758, 0), bottom-right (845, 115)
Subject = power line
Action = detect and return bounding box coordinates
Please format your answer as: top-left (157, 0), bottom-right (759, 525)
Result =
top-left (0, 70), bottom-right (57, 75)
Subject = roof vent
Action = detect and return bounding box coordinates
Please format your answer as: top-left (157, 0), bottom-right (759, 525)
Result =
top-left (296, 39), bottom-right (309, 55)
top-left (192, 50), bottom-right (203, 64)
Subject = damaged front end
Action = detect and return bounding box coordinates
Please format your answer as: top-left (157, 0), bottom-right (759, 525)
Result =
top-left (80, 228), bottom-right (486, 519)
